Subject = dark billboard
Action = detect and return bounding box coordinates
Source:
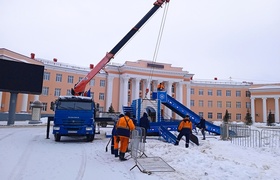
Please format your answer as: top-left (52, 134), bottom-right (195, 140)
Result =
top-left (0, 58), bottom-right (44, 94)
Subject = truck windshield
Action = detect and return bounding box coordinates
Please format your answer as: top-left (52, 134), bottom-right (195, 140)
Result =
top-left (57, 101), bottom-right (92, 110)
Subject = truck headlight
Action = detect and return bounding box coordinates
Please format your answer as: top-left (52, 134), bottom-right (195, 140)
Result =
top-left (53, 127), bottom-right (60, 130)
top-left (86, 127), bottom-right (92, 131)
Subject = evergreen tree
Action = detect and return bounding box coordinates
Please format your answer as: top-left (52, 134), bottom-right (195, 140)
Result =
top-left (108, 103), bottom-right (115, 113)
top-left (267, 111), bottom-right (274, 126)
top-left (245, 109), bottom-right (253, 125)
top-left (223, 109), bottom-right (230, 123)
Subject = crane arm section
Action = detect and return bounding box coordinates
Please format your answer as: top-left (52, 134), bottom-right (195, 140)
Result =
top-left (72, 0), bottom-right (170, 96)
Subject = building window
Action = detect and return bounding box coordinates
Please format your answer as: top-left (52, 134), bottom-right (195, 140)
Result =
top-left (236, 90), bottom-right (241, 97)
top-left (228, 113), bottom-right (232, 120)
top-left (190, 100), bottom-right (194, 106)
top-left (199, 100), bottom-right (204, 107)
top-left (99, 93), bottom-right (105, 100)
top-left (191, 88), bottom-right (194, 95)
top-left (208, 112), bottom-right (213, 119)
top-left (56, 74), bottom-right (62, 82)
top-left (217, 101), bottom-right (222, 108)
top-left (208, 89), bottom-right (213, 96)
top-left (44, 72), bottom-right (50, 80)
top-left (140, 81), bottom-right (143, 91)
top-left (29, 101), bottom-right (33, 110)
top-left (54, 88), bottom-right (61, 96)
top-left (100, 80), bottom-right (106, 87)
top-left (66, 89), bottom-right (71, 95)
top-left (236, 114), bottom-right (241, 120)
top-left (236, 102), bottom-right (241, 108)
top-left (226, 90), bottom-right (231, 96)
top-left (198, 112), bottom-right (203, 117)
top-left (79, 77), bottom-right (83, 82)
top-left (217, 113), bottom-right (222, 119)
top-left (199, 89), bottom-right (204, 95)
top-left (128, 81), bottom-right (131, 90)
top-left (42, 103), bottom-right (47, 111)
top-left (99, 107), bottom-right (104, 112)
top-left (90, 79), bottom-right (95, 86)
top-left (42, 87), bottom-right (49, 96)
top-left (246, 102), bottom-right (251, 109)
top-left (171, 84), bottom-right (175, 93)
top-left (68, 76), bottom-right (74, 83)
top-left (226, 101), bottom-right (231, 108)
top-left (217, 90), bottom-right (222, 96)
top-left (246, 91), bottom-right (251, 97)
top-left (128, 94), bottom-right (131, 102)
top-left (208, 101), bottom-right (213, 108)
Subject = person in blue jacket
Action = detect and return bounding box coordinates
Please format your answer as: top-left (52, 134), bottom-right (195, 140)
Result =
top-left (139, 112), bottom-right (150, 143)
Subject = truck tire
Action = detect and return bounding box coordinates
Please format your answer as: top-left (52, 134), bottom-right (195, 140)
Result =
top-left (86, 134), bottom-right (94, 142)
top-left (54, 134), bottom-right (61, 142)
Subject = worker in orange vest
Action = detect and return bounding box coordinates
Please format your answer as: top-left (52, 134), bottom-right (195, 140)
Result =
top-left (112, 114), bottom-right (124, 158)
top-left (116, 111), bottom-right (135, 161)
top-left (175, 115), bottom-right (192, 148)
top-left (157, 82), bottom-right (165, 91)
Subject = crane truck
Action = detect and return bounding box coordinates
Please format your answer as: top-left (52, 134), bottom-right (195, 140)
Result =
top-left (51, 0), bottom-right (170, 142)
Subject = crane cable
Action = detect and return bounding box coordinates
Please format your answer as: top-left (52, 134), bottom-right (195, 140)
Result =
top-left (146, 2), bottom-right (169, 96)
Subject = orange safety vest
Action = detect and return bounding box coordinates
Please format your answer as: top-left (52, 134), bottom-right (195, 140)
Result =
top-left (116, 115), bottom-right (135, 137)
top-left (178, 119), bottom-right (192, 131)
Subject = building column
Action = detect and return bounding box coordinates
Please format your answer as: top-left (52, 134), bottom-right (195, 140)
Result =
top-left (105, 75), bottom-right (114, 112)
top-left (21, 94), bottom-right (28, 112)
top-left (175, 82), bottom-right (183, 119)
top-left (132, 78), bottom-right (140, 101)
top-left (34, 95), bottom-right (39, 101)
top-left (144, 79), bottom-right (151, 99)
top-left (262, 97), bottom-right (267, 123)
top-left (250, 97), bottom-right (255, 123)
top-left (275, 97), bottom-right (279, 123)
top-left (152, 80), bottom-right (158, 92)
top-left (186, 82), bottom-right (191, 108)
top-left (119, 75), bottom-right (129, 112)
top-left (165, 81), bottom-right (173, 118)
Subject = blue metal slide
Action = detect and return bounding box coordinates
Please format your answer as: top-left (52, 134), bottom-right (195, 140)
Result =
top-left (158, 126), bottom-right (177, 144)
top-left (152, 91), bottom-right (221, 135)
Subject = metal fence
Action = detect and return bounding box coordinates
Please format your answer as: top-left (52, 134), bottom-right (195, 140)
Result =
top-left (222, 123), bottom-right (280, 148)
top-left (129, 127), bottom-right (175, 174)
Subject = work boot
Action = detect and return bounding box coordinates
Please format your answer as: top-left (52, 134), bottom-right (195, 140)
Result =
top-left (174, 140), bottom-right (179, 146)
top-left (114, 149), bottom-right (119, 158)
top-left (185, 143), bottom-right (189, 148)
top-left (119, 152), bottom-right (127, 161)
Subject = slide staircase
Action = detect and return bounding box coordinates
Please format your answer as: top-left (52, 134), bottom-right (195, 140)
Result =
top-left (152, 91), bottom-right (221, 135)
top-left (158, 126), bottom-right (177, 144)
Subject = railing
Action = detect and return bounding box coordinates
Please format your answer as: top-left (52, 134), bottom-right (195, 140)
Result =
top-left (224, 123), bottom-right (280, 148)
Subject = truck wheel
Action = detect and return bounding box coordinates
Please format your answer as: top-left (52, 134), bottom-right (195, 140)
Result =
top-left (54, 134), bottom-right (61, 142)
top-left (86, 135), bottom-right (94, 142)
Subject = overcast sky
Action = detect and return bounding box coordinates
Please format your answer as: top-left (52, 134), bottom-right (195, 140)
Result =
top-left (1, 0), bottom-right (280, 83)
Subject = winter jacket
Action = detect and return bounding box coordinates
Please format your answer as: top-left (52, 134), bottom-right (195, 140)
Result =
top-left (116, 115), bottom-right (135, 137)
top-left (139, 112), bottom-right (150, 130)
top-left (199, 118), bottom-right (206, 129)
top-left (177, 119), bottom-right (192, 132)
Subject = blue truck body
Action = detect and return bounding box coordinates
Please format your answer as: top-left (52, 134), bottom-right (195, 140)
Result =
top-left (52, 96), bottom-right (95, 142)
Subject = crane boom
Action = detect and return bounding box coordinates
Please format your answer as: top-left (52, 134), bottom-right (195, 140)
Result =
top-left (72, 0), bottom-right (170, 96)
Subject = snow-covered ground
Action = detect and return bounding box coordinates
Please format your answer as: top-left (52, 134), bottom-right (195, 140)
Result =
top-left (1, 119), bottom-right (280, 180)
